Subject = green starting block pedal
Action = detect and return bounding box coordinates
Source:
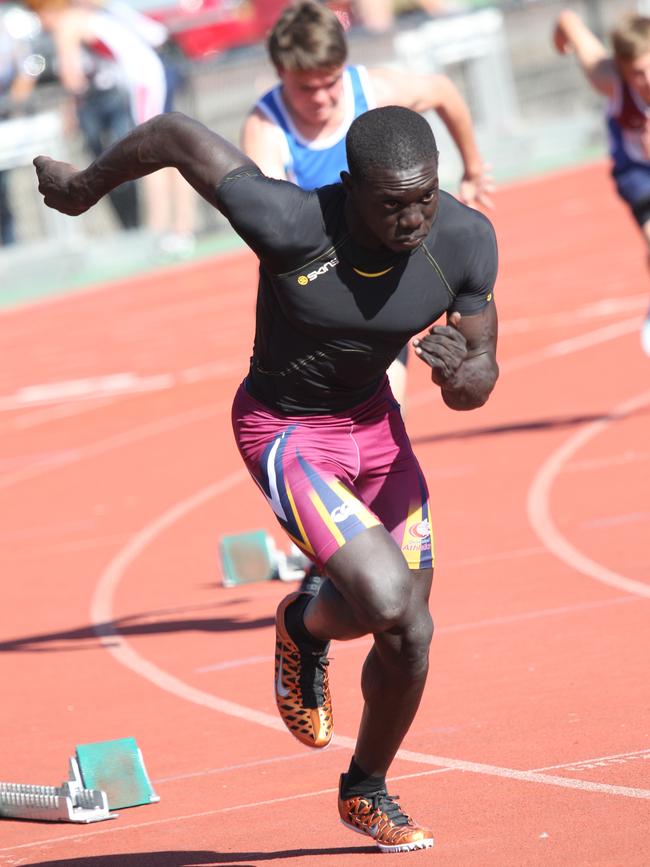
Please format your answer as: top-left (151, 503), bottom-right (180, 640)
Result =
top-left (220, 530), bottom-right (276, 587)
top-left (75, 737), bottom-right (159, 810)
top-left (219, 530), bottom-right (311, 587)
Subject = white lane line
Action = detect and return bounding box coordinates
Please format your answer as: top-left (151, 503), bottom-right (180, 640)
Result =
top-left (0, 297), bottom-right (642, 423)
top-left (0, 361), bottom-right (243, 417)
top-left (535, 748), bottom-right (650, 773)
top-left (0, 308), bottom-right (639, 447)
top-left (152, 746), bottom-right (650, 787)
top-left (437, 594), bottom-right (640, 634)
top-left (197, 654), bottom-right (272, 673)
top-left (0, 403), bottom-right (224, 492)
top-left (527, 389), bottom-right (650, 599)
top-left (498, 293), bottom-right (647, 335)
top-left (582, 511), bottom-right (650, 529)
top-left (408, 316), bottom-right (640, 411)
top-left (498, 317), bottom-right (641, 375)
top-left (0, 373), bottom-right (170, 410)
top-left (4, 308), bottom-right (625, 490)
top-left (564, 449), bottom-right (650, 473)
top-left (154, 744), bottom-right (348, 784)
top-left (0, 783), bottom-right (336, 855)
top-left (90, 481), bottom-right (650, 804)
top-left (0, 751), bottom-right (647, 857)
top-left (362, 745), bottom-right (650, 800)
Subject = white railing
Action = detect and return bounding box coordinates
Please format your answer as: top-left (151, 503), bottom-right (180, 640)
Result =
top-left (0, 110), bottom-right (81, 242)
top-left (393, 8), bottom-right (520, 132)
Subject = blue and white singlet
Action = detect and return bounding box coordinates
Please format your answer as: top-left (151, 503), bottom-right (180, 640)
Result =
top-left (255, 65), bottom-right (375, 190)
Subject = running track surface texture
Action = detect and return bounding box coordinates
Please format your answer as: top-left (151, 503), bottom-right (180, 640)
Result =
top-left (1, 161), bottom-right (649, 867)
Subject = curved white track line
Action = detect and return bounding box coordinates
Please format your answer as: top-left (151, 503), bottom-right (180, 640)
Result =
top-left (91, 476), bottom-right (650, 801)
top-left (527, 389), bottom-right (650, 598)
top-left (2, 304), bottom-right (641, 799)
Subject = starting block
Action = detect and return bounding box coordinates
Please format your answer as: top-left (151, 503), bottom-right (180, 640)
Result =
top-left (0, 736), bottom-right (158, 823)
top-left (0, 757), bottom-right (113, 823)
top-left (219, 530), bottom-right (310, 587)
top-left (75, 737), bottom-right (159, 810)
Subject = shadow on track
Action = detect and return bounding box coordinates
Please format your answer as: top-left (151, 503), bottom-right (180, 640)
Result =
top-left (409, 410), bottom-right (631, 446)
top-left (0, 601), bottom-right (275, 653)
top-left (25, 846), bottom-right (377, 865)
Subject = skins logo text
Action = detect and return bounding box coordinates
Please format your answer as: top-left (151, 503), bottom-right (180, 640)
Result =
top-left (297, 257), bottom-right (339, 285)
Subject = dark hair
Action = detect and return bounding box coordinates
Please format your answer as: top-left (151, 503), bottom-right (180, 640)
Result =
top-left (346, 106), bottom-right (438, 180)
top-left (267, 0), bottom-right (347, 72)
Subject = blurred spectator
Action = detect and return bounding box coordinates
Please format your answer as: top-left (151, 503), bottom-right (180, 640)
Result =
top-left (23, 0), bottom-right (155, 229)
top-left (349, 0), bottom-right (455, 33)
top-left (25, 0), bottom-right (196, 253)
top-left (98, 0), bottom-right (197, 253)
top-left (0, 12), bottom-right (37, 245)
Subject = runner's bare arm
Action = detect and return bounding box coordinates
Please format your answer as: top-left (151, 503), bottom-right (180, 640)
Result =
top-left (240, 108), bottom-right (288, 180)
top-left (413, 305), bottom-right (498, 410)
top-left (553, 10), bottom-right (616, 98)
top-left (51, 9), bottom-right (90, 95)
top-left (34, 112), bottom-right (257, 216)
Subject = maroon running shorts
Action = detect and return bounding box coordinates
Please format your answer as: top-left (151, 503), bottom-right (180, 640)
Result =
top-left (231, 378), bottom-right (433, 571)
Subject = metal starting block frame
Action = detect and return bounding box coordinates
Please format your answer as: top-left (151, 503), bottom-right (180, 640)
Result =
top-left (219, 530), bottom-right (310, 587)
top-left (0, 757), bottom-right (114, 823)
top-left (0, 736), bottom-right (159, 823)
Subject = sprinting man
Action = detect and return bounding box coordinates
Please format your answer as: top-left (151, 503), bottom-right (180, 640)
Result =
top-left (554, 9), bottom-right (650, 354)
top-left (241, 0), bottom-right (493, 413)
top-left (33, 104), bottom-right (499, 853)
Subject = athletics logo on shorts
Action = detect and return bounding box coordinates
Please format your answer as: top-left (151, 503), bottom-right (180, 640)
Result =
top-left (403, 518), bottom-right (432, 558)
top-left (330, 501), bottom-right (363, 523)
top-left (408, 519), bottom-right (431, 539)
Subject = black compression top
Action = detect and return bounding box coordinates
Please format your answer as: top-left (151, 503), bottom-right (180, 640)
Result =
top-left (217, 167), bottom-right (498, 415)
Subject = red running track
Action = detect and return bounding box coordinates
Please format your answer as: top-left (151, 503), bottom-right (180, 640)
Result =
top-left (0, 162), bottom-right (649, 866)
